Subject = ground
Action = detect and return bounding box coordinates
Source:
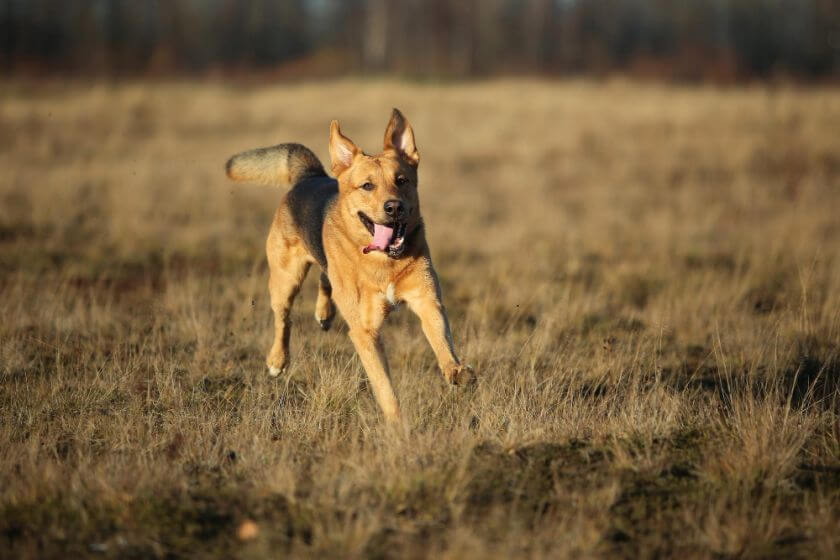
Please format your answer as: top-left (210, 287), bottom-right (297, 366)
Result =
top-left (1, 79), bottom-right (839, 558)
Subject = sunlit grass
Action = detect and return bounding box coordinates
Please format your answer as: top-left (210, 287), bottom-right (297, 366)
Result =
top-left (1, 79), bottom-right (839, 558)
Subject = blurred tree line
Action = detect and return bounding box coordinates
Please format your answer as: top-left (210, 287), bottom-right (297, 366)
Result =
top-left (2, 0), bottom-right (839, 80)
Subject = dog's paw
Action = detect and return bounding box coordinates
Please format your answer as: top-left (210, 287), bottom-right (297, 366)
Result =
top-left (267, 356), bottom-right (287, 377)
top-left (447, 364), bottom-right (476, 387)
top-left (314, 311), bottom-right (334, 332)
top-left (267, 349), bottom-right (288, 377)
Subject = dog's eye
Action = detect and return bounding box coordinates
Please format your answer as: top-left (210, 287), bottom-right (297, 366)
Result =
top-left (360, 182), bottom-right (375, 191)
top-left (395, 175), bottom-right (407, 186)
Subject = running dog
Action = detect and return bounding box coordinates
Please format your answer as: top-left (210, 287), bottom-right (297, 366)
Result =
top-left (225, 109), bottom-right (473, 423)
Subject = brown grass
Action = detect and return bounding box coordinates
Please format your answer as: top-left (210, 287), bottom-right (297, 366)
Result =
top-left (1, 78), bottom-right (839, 558)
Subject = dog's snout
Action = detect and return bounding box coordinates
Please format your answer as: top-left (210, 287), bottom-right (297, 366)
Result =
top-left (384, 199), bottom-right (405, 219)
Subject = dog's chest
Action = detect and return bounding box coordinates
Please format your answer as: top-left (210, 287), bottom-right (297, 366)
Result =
top-left (385, 283), bottom-right (398, 306)
top-left (367, 260), bottom-right (414, 308)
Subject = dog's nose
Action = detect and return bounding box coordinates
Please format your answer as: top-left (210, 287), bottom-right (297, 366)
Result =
top-left (383, 199), bottom-right (405, 219)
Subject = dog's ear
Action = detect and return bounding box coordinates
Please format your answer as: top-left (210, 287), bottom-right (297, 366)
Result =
top-left (329, 120), bottom-right (359, 176)
top-left (384, 108), bottom-right (419, 166)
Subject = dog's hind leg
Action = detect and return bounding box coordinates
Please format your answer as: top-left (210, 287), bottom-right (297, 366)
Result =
top-left (314, 272), bottom-right (335, 331)
top-left (266, 234), bottom-right (311, 376)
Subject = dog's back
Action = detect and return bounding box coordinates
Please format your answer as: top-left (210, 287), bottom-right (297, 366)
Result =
top-left (226, 142), bottom-right (335, 266)
top-left (286, 176), bottom-right (337, 268)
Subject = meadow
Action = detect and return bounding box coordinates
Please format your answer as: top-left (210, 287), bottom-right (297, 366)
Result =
top-left (1, 78), bottom-right (839, 558)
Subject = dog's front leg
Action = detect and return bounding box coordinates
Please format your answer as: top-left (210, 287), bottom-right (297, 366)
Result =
top-left (348, 327), bottom-right (401, 423)
top-left (404, 277), bottom-right (473, 386)
top-left (337, 291), bottom-right (401, 423)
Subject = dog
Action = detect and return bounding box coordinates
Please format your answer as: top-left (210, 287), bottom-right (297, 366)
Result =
top-left (225, 109), bottom-right (473, 423)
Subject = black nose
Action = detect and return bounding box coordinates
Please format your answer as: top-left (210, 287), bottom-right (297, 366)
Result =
top-left (383, 199), bottom-right (405, 219)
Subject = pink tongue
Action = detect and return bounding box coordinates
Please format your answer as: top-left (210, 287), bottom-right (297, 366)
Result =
top-left (366, 223), bottom-right (394, 252)
top-left (371, 224), bottom-right (394, 249)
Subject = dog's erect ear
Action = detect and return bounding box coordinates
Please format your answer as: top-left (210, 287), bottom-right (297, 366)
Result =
top-left (329, 120), bottom-right (359, 176)
top-left (384, 108), bottom-right (419, 166)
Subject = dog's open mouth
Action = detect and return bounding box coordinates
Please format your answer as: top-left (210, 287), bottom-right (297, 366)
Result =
top-left (359, 212), bottom-right (407, 258)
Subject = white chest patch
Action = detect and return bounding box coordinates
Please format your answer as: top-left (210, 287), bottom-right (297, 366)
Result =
top-left (385, 283), bottom-right (397, 306)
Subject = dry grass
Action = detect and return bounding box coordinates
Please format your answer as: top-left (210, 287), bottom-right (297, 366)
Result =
top-left (1, 78), bottom-right (839, 558)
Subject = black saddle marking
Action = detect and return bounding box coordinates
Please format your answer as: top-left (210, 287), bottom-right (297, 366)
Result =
top-left (286, 176), bottom-right (338, 269)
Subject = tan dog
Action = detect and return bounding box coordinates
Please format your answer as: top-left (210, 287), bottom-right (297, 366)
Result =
top-left (225, 109), bottom-right (472, 423)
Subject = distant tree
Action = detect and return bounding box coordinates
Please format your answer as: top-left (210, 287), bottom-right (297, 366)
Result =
top-left (0, 0), bottom-right (837, 79)
top-left (363, 0), bottom-right (387, 71)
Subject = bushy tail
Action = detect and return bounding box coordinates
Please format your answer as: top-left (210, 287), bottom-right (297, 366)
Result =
top-left (225, 143), bottom-right (326, 187)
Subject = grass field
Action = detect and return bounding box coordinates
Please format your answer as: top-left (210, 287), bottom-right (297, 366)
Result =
top-left (1, 79), bottom-right (839, 558)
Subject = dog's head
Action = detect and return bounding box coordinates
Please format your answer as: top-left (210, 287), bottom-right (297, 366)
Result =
top-left (330, 109), bottom-right (421, 259)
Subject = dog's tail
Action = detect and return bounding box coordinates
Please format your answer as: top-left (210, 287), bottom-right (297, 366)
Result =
top-left (225, 143), bottom-right (327, 187)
